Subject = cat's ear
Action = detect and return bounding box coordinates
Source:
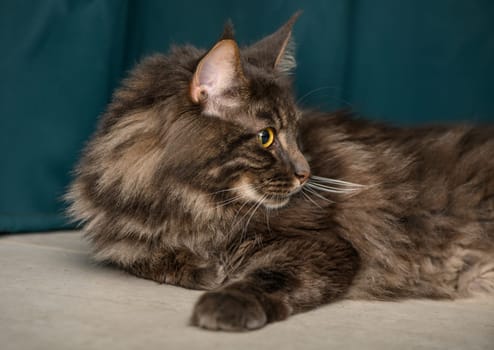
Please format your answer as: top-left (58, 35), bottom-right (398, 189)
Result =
top-left (190, 39), bottom-right (244, 108)
top-left (245, 11), bottom-right (301, 74)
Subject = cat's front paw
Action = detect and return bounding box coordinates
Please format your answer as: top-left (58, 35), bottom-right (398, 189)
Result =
top-left (191, 290), bottom-right (267, 331)
top-left (165, 264), bottom-right (226, 290)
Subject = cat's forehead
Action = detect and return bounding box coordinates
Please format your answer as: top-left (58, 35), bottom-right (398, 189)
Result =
top-left (225, 101), bottom-right (298, 134)
top-left (251, 104), bottom-right (298, 131)
top-left (242, 77), bottom-right (298, 130)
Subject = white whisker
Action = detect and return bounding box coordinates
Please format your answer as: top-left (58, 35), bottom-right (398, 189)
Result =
top-left (212, 182), bottom-right (267, 210)
top-left (310, 175), bottom-right (364, 188)
top-left (214, 195), bottom-right (243, 209)
top-left (243, 195), bottom-right (266, 234)
top-left (302, 189), bottom-right (324, 209)
top-left (306, 183), bottom-right (356, 194)
top-left (308, 182), bottom-right (356, 192)
top-left (209, 183), bottom-right (260, 196)
top-left (230, 199), bottom-right (250, 230)
top-left (304, 186), bottom-right (334, 203)
top-left (308, 182), bottom-right (345, 191)
top-left (231, 189), bottom-right (265, 233)
top-left (265, 207), bottom-right (271, 232)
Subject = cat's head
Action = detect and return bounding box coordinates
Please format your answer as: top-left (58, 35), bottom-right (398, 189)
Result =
top-left (72, 13), bottom-right (310, 225)
top-left (183, 12), bottom-right (309, 210)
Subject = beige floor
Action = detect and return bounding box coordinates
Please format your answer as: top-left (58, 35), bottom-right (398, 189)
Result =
top-left (0, 231), bottom-right (493, 350)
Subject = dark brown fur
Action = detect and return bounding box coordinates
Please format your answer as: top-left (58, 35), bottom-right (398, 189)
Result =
top-left (66, 14), bottom-right (494, 331)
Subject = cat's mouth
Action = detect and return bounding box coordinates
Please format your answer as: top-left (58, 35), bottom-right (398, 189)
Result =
top-left (233, 178), bottom-right (302, 210)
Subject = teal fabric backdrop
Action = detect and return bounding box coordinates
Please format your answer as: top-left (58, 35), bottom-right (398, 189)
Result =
top-left (1, 0), bottom-right (493, 232)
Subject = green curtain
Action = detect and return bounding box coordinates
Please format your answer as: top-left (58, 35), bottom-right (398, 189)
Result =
top-left (1, 0), bottom-right (493, 232)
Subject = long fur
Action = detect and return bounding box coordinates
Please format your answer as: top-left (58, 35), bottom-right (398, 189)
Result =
top-left (66, 15), bottom-right (494, 331)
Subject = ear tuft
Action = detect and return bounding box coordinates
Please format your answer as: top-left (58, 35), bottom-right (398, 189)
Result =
top-left (244, 11), bottom-right (301, 75)
top-left (220, 20), bottom-right (235, 40)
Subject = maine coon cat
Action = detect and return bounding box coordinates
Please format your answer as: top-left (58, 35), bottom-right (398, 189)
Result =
top-left (66, 13), bottom-right (494, 331)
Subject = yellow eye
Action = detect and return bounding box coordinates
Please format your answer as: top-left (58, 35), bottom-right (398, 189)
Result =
top-left (257, 127), bottom-right (275, 148)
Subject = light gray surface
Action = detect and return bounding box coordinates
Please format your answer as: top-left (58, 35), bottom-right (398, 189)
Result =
top-left (0, 231), bottom-right (493, 350)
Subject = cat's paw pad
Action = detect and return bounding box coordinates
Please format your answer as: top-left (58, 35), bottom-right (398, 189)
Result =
top-left (191, 290), bottom-right (267, 331)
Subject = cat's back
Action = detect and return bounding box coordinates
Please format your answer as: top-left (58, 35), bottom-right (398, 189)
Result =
top-left (299, 110), bottom-right (494, 238)
top-left (299, 111), bottom-right (494, 208)
top-left (298, 111), bottom-right (494, 298)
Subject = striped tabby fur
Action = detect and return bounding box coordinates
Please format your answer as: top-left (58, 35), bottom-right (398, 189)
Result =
top-left (66, 14), bottom-right (494, 331)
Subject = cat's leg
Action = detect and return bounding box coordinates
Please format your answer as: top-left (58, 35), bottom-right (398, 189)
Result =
top-left (123, 248), bottom-right (226, 290)
top-left (191, 234), bottom-right (359, 331)
top-left (457, 254), bottom-right (494, 296)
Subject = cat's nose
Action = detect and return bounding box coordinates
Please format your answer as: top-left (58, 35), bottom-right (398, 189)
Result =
top-left (295, 170), bottom-right (310, 185)
top-left (292, 154), bottom-right (311, 186)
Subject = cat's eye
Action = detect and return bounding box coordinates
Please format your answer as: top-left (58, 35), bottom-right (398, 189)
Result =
top-left (257, 127), bottom-right (275, 148)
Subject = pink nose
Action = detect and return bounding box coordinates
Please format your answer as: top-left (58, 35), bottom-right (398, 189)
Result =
top-left (295, 170), bottom-right (310, 185)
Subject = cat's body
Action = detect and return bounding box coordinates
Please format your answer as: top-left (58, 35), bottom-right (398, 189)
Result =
top-left (67, 14), bottom-right (494, 331)
top-left (299, 113), bottom-right (494, 299)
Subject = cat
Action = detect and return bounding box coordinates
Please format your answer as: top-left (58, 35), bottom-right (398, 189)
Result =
top-left (66, 13), bottom-right (494, 331)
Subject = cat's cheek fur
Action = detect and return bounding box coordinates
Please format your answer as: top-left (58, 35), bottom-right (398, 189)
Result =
top-left (234, 176), bottom-right (262, 203)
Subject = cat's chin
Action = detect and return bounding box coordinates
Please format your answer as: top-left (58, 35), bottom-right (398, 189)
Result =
top-left (262, 197), bottom-right (290, 209)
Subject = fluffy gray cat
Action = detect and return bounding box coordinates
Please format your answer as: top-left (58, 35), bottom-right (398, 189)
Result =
top-left (66, 13), bottom-right (494, 331)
